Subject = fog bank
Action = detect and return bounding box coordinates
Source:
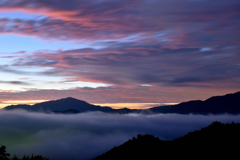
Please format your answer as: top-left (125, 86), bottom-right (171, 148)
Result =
top-left (0, 110), bottom-right (240, 160)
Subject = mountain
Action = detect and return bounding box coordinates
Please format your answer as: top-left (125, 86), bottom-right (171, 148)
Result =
top-left (93, 122), bottom-right (240, 160)
top-left (2, 97), bottom-right (130, 114)
top-left (2, 91), bottom-right (240, 114)
top-left (147, 91), bottom-right (240, 114)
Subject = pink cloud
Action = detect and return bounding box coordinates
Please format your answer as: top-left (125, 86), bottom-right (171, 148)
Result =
top-left (0, 0), bottom-right (238, 48)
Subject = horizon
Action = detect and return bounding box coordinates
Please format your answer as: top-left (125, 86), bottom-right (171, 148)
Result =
top-left (0, 96), bottom-right (178, 109)
top-left (0, 0), bottom-right (240, 105)
top-left (1, 90), bottom-right (238, 110)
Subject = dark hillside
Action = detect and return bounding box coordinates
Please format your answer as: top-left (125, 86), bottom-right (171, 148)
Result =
top-left (93, 122), bottom-right (240, 160)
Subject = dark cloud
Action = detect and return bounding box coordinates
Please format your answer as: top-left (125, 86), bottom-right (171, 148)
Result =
top-left (0, 80), bottom-right (30, 85)
top-left (0, 111), bottom-right (240, 160)
top-left (0, 65), bottom-right (30, 75)
top-left (16, 57), bottom-right (59, 66)
top-left (170, 77), bottom-right (206, 84)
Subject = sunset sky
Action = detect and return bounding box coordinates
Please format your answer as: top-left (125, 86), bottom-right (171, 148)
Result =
top-left (0, 0), bottom-right (240, 108)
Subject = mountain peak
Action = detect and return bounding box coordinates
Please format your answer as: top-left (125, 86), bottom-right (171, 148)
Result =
top-left (53, 97), bottom-right (89, 104)
top-left (59, 97), bottom-right (82, 101)
top-left (64, 97), bottom-right (78, 100)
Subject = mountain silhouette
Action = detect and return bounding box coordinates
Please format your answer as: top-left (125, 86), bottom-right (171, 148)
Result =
top-left (3, 97), bottom-right (138, 114)
top-left (147, 91), bottom-right (240, 114)
top-left (93, 122), bottom-right (240, 160)
top-left (2, 91), bottom-right (240, 114)
top-left (3, 97), bottom-right (115, 113)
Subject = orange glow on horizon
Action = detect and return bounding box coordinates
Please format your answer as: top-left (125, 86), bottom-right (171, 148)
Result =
top-left (0, 100), bottom-right (47, 109)
top-left (94, 103), bottom-right (179, 109)
top-left (0, 100), bottom-right (178, 110)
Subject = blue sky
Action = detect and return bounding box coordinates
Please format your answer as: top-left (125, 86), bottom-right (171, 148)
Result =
top-left (0, 34), bottom-right (88, 53)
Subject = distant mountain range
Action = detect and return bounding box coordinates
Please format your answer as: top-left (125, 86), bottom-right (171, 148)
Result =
top-left (2, 91), bottom-right (240, 115)
top-left (93, 122), bottom-right (240, 159)
top-left (2, 97), bottom-right (135, 114)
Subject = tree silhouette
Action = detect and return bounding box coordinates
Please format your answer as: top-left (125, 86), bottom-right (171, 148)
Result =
top-left (11, 155), bottom-right (20, 160)
top-left (21, 156), bottom-right (28, 160)
top-left (0, 145), bottom-right (49, 160)
top-left (14, 155), bottom-right (49, 160)
top-left (10, 155), bottom-right (49, 160)
top-left (0, 145), bottom-right (10, 160)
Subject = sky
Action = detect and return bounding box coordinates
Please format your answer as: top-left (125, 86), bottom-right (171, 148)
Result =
top-left (0, 0), bottom-right (240, 108)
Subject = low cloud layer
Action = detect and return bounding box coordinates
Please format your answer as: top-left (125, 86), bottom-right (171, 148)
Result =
top-left (0, 110), bottom-right (240, 160)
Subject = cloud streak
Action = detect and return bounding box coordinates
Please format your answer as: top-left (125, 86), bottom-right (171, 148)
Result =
top-left (10, 43), bottom-right (240, 89)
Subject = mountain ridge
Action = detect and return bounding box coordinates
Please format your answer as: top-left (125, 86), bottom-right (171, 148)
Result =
top-left (148, 91), bottom-right (240, 114)
top-left (3, 97), bottom-right (113, 113)
top-left (2, 91), bottom-right (240, 115)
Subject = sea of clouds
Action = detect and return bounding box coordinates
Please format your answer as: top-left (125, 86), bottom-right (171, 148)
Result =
top-left (1, 110), bottom-right (240, 160)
